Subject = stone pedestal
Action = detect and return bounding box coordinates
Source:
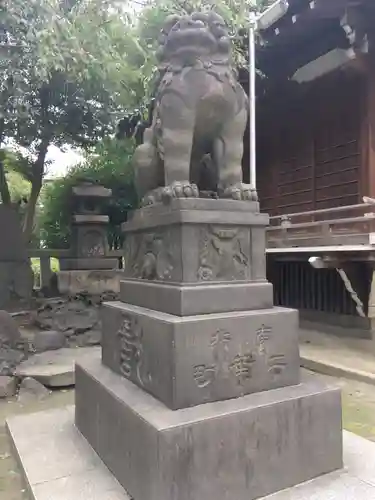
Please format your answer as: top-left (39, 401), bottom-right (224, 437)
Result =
top-left (75, 199), bottom-right (343, 500)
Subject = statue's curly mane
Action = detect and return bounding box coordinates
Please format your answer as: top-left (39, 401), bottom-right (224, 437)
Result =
top-left (157, 11), bottom-right (231, 66)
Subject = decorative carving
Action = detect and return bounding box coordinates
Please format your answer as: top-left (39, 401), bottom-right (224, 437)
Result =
top-left (193, 329), bottom-right (231, 388)
top-left (193, 364), bottom-right (216, 388)
top-left (81, 230), bottom-right (105, 257)
top-left (197, 225), bottom-right (249, 281)
top-left (268, 354), bottom-right (287, 378)
top-left (229, 353), bottom-right (256, 384)
top-left (117, 314), bottom-right (144, 386)
top-left (125, 231), bottom-right (176, 281)
top-left (256, 325), bottom-right (287, 379)
top-left (132, 11), bottom-right (258, 206)
top-left (256, 324), bottom-right (272, 356)
top-left (193, 324), bottom-right (287, 388)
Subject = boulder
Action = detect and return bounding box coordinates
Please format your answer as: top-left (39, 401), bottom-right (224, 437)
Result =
top-left (33, 330), bottom-right (66, 352)
top-left (18, 377), bottom-right (50, 403)
top-left (0, 309), bottom-right (21, 348)
top-left (33, 295), bottom-right (108, 347)
top-left (0, 375), bottom-right (17, 398)
top-left (0, 347), bottom-right (25, 376)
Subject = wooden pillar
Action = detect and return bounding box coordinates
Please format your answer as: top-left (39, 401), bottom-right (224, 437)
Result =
top-left (360, 51), bottom-right (375, 199)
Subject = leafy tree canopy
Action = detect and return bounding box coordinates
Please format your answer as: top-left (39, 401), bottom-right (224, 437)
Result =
top-left (1, 0), bottom-right (144, 239)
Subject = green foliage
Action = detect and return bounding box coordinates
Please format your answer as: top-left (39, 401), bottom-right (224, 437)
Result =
top-left (4, 170), bottom-right (30, 203)
top-left (1, 0), bottom-right (144, 239)
top-left (0, 149), bottom-right (31, 202)
top-left (39, 138), bottom-right (137, 249)
top-left (123, 0), bottom-right (272, 120)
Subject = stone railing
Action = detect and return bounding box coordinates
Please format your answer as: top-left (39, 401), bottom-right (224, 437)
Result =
top-left (28, 248), bottom-right (123, 290)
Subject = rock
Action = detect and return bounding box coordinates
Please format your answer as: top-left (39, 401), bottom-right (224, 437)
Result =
top-left (18, 377), bottom-right (50, 403)
top-left (0, 311), bottom-right (27, 375)
top-left (16, 347), bottom-right (100, 388)
top-left (0, 375), bottom-right (17, 398)
top-left (33, 295), bottom-right (109, 346)
top-left (0, 310), bottom-right (21, 348)
top-left (73, 329), bottom-right (101, 347)
top-left (0, 346), bottom-right (25, 376)
top-left (33, 330), bottom-right (66, 352)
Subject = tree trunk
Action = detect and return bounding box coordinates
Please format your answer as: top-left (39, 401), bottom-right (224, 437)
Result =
top-left (23, 136), bottom-right (50, 242)
top-left (23, 179), bottom-right (42, 242)
top-left (0, 158), bottom-right (11, 205)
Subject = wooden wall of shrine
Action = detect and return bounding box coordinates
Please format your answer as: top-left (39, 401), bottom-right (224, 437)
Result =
top-left (256, 69), bottom-right (366, 216)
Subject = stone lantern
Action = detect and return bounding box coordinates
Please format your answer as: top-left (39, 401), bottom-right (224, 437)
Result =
top-left (57, 181), bottom-right (121, 296)
top-left (60, 181), bottom-right (118, 271)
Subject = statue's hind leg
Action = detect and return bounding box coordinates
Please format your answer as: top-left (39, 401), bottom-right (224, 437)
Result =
top-left (216, 107), bottom-right (258, 202)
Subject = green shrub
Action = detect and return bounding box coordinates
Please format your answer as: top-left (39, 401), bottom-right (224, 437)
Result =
top-left (39, 138), bottom-right (137, 249)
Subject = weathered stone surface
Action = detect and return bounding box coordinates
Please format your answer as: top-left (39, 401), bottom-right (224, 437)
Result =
top-left (0, 311), bottom-right (25, 374)
top-left (33, 330), bottom-right (66, 352)
top-left (74, 329), bottom-right (101, 347)
top-left (123, 199), bottom-right (268, 284)
top-left (120, 279), bottom-right (273, 316)
top-left (0, 310), bottom-right (21, 348)
top-left (16, 347), bottom-right (100, 387)
top-left (59, 259), bottom-right (119, 272)
top-left (0, 206), bottom-right (33, 309)
top-left (57, 270), bottom-right (121, 295)
top-left (75, 357), bottom-right (343, 500)
top-left (34, 296), bottom-right (102, 347)
top-left (18, 377), bottom-right (50, 402)
top-left (0, 347), bottom-right (25, 376)
top-left (101, 301), bottom-right (300, 410)
top-left (7, 407), bottom-right (375, 500)
top-left (0, 375), bottom-right (17, 398)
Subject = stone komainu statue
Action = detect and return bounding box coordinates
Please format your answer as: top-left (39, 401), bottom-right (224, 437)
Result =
top-left (133, 11), bottom-right (257, 206)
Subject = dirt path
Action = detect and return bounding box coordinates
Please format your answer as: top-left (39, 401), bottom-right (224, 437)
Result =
top-left (3, 370), bottom-right (375, 499)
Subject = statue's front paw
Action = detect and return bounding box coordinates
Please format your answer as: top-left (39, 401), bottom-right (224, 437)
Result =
top-left (219, 183), bottom-right (258, 202)
top-left (161, 181), bottom-right (199, 203)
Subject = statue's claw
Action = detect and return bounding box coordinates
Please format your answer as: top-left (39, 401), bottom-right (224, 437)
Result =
top-left (161, 181), bottom-right (199, 204)
top-left (219, 183), bottom-right (258, 202)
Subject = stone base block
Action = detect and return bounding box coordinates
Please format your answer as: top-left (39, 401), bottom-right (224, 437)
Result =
top-left (57, 270), bottom-right (122, 296)
top-left (8, 406), bottom-right (375, 500)
top-left (101, 301), bottom-right (300, 409)
top-left (59, 258), bottom-right (118, 271)
top-left (75, 357), bottom-right (343, 500)
top-left (123, 198), bottom-right (268, 285)
top-left (120, 279), bottom-right (273, 316)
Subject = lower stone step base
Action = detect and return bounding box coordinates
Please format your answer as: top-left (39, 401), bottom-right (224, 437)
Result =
top-left (75, 356), bottom-right (343, 500)
top-left (7, 406), bottom-right (375, 500)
